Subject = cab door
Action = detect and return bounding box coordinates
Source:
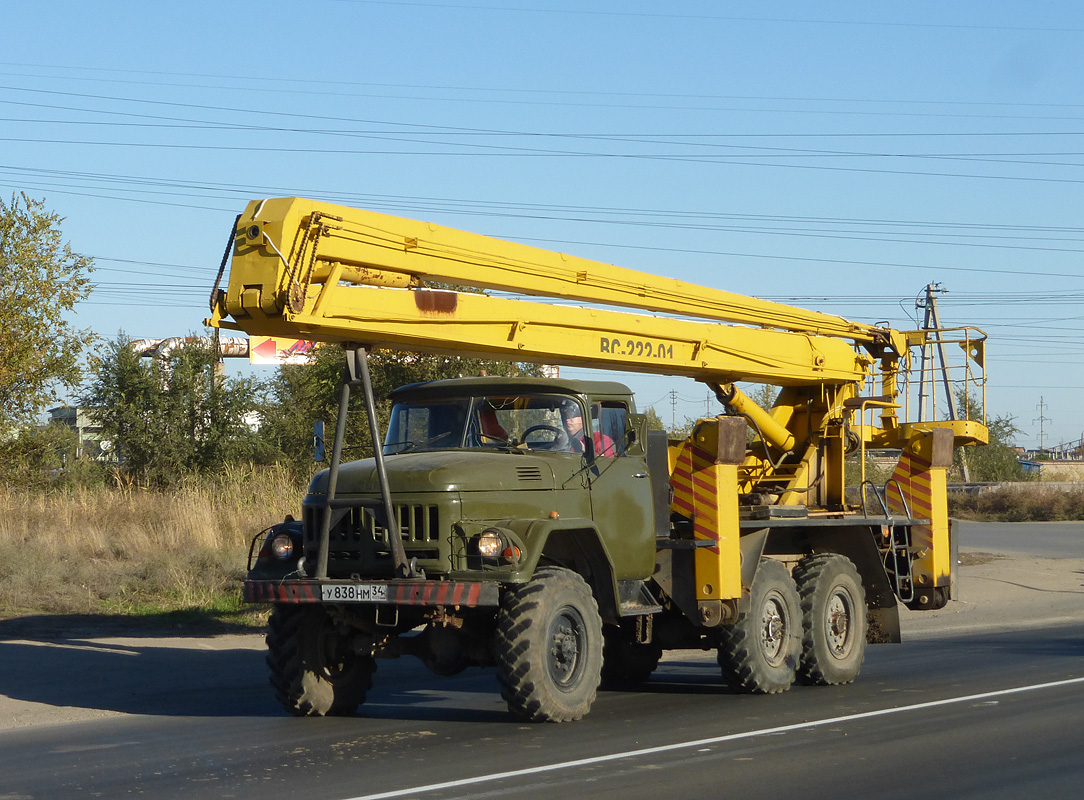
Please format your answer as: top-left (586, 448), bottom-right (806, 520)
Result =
top-left (586, 400), bottom-right (657, 580)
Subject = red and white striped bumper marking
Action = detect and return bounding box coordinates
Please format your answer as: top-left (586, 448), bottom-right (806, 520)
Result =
top-left (242, 579), bottom-right (499, 606)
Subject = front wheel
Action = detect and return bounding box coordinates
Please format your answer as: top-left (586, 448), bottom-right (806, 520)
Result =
top-left (496, 567), bottom-right (604, 722)
top-left (718, 558), bottom-right (801, 694)
top-left (266, 605), bottom-right (376, 716)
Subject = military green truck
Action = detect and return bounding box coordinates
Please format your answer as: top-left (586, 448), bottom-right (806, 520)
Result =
top-left (247, 376), bottom-right (670, 722)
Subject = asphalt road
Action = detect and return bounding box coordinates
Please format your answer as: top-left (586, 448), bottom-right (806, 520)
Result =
top-left (1, 522), bottom-right (1082, 800)
top-left (958, 519), bottom-right (1084, 558)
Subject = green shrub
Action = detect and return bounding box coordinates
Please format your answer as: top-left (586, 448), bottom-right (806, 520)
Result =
top-left (0, 423), bottom-right (108, 490)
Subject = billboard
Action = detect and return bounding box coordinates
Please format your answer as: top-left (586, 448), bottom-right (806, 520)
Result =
top-left (249, 337), bottom-right (317, 365)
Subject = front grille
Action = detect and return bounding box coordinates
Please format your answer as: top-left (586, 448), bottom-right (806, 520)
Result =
top-left (303, 499), bottom-right (449, 576)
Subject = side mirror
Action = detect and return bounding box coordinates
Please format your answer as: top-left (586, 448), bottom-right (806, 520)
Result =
top-left (625, 414), bottom-right (649, 457)
top-left (313, 420), bottom-right (326, 463)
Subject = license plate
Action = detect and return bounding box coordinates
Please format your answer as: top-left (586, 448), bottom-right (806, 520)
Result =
top-left (321, 583), bottom-right (388, 603)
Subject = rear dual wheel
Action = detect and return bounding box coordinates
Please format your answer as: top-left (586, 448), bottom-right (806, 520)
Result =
top-left (718, 554), bottom-right (867, 693)
top-left (793, 554), bottom-right (867, 686)
top-left (718, 558), bottom-right (802, 694)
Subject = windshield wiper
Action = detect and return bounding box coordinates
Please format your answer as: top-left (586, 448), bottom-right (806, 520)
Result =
top-left (478, 433), bottom-right (525, 452)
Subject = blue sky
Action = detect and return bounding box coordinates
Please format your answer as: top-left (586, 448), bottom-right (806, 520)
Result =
top-left (3, 1), bottom-right (1084, 447)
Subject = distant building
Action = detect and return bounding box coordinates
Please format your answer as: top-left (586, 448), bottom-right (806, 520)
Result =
top-left (47, 406), bottom-right (111, 460)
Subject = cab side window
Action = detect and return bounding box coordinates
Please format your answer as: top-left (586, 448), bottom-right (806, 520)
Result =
top-left (596, 402), bottom-right (628, 458)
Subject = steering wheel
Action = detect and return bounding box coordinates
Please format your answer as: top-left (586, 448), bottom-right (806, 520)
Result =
top-left (521, 424), bottom-right (571, 450)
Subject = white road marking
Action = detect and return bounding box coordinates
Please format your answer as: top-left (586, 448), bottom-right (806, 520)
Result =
top-left (3, 639), bottom-right (139, 657)
top-left (343, 676), bottom-right (1084, 800)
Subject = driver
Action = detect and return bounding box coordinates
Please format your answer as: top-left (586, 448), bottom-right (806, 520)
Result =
top-left (562, 403), bottom-right (616, 457)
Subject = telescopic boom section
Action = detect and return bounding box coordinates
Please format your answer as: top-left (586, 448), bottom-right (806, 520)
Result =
top-left (208, 197), bottom-right (904, 387)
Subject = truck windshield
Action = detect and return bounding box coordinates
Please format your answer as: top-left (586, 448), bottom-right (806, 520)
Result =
top-left (383, 394), bottom-right (586, 454)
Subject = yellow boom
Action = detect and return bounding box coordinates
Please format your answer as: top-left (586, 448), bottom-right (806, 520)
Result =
top-left (209, 197), bottom-right (911, 387)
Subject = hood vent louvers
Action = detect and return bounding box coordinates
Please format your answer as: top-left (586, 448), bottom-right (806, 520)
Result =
top-left (516, 466), bottom-right (544, 483)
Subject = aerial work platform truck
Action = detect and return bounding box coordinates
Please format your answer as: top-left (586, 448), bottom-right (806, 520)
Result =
top-left (209, 197), bottom-right (987, 721)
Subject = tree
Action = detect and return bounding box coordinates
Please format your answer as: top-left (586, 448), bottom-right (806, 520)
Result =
top-left (0, 421), bottom-right (86, 490)
top-left (82, 334), bottom-right (271, 486)
top-left (643, 406), bottom-right (667, 432)
top-left (744, 383), bottom-right (779, 409)
top-left (0, 193), bottom-right (94, 428)
top-left (256, 342), bottom-right (345, 477)
top-left (953, 389), bottom-right (1027, 482)
top-left (963, 413), bottom-right (1027, 482)
top-left (258, 345), bottom-right (542, 477)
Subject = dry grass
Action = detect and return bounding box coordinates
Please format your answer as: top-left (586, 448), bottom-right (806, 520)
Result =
top-left (949, 485), bottom-right (1084, 522)
top-left (0, 464), bottom-right (304, 621)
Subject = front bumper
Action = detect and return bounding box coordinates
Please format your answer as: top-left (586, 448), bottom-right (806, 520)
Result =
top-left (243, 578), bottom-right (501, 607)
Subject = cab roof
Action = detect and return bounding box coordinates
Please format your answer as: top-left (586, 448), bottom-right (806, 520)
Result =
top-left (388, 376), bottom-right (634, 402)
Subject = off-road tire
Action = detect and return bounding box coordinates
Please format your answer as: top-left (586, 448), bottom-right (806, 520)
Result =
top-left (600, 625), bottom-right (662, 690)
top-left (793, 554), bottom-right (867, 686)
top-left (495, 567), bottom-right (604, 722)
top-left (718, 558), bottom-right (801, 694)
top-left (266, 604), bottom-right (375, 717)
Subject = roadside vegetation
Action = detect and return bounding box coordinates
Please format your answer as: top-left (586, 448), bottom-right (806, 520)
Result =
top-left (948, 485), bottom-right (1084, 522)
top-left (0, 466), bottom-right (304, 622)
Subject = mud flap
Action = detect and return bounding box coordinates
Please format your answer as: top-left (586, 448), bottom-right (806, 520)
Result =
top-left (867, 604), bottom-right (902, 644)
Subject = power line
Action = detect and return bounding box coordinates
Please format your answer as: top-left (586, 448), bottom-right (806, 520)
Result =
top-left (7, 135), bottom-right (1084, 186)
top-left (9, 86), bottom-right (1084, 184)
top-left (11, 182), bottom-right (1063, 243)
top-left (514, 235), bottom-right (1084, 281)
top-left (323, 2), bottom-right (1084, 35)
top-left (11, 109), bottom-right (1084, 167)
top-left (9, 64), bottom-right (1084, 120)
top-left (6, 163), bottom-right (1084, 246)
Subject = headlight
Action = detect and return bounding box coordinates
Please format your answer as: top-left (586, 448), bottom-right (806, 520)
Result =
top-left (270, 533), bottom-right (295, 560)
top-left (476, 530), bottom-right (504, 558)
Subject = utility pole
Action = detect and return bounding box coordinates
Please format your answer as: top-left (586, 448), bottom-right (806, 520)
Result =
top-left (916, 283), bottom-right (970, 480)
top-left (1034, 397), bottom-right (1050, 453)
top-left (916, 283), bottom-right (964, 421)
top-left (669, 389), bottom-right (678, 430)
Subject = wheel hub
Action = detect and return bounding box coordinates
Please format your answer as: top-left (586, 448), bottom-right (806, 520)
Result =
top-left (549, 611), bottom-right (584, 686)
top-left (825, 590), bottom-right (853, 656)
top-left (760, 594), bottom-right (788, 664)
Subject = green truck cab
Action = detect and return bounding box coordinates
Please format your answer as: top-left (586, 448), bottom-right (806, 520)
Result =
top-left (245, 377), bottom-right (661, 722)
